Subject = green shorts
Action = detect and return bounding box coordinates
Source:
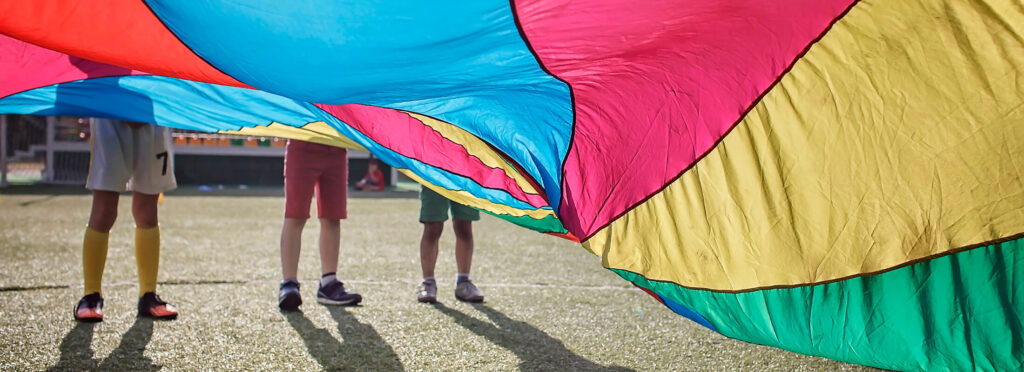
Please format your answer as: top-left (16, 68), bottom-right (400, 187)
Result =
top-left (419, 186), bottom-right (480, 222)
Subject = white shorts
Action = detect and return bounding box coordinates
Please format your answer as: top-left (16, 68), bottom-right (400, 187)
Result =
top-left (86, 119), bottom-right (177, 194)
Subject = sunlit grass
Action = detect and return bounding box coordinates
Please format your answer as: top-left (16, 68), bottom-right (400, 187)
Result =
top-left (0, 192), bottom-right (871, 371)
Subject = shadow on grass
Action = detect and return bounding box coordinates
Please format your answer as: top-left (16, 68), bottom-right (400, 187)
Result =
top-left (435, 303), bottom-right (633, 372)
top-left (49, 322), bottom-right (99, 371)
top-left (49, 318), bottom-right (161, 371)
top-left (17, 194), bottom-right (60, 207)
top-left (285, 308), bottom-right (404, 371)
top-left (98, 317), bottom-right (161, 371)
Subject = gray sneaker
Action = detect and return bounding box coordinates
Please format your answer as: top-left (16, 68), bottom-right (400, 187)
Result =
top-left (416, 280), bottom-right (437, 303)
top-left (455, 280), bottom-right (484, 303)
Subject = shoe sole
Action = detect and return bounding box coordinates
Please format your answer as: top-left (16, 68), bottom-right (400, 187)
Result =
top-left (418, 296), bottom-right (437, 304)
top-left (456, 296), bottom-right (484, 303)
top-left (74, 306), bottom-right (103, 323)
top-left (74, 316), bottom-right (103, 323)
top-left (139, 313), bottom-right (178, 320)
top-left (317, 295), bottom-right (362, 306)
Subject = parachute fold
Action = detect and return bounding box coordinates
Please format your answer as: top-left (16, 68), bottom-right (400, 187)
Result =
top-left (2, 1), bottom-right (1022, 369)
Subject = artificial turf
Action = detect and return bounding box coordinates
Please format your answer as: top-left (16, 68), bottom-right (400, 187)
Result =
top-left (0, 191), bottom-right (874, 371)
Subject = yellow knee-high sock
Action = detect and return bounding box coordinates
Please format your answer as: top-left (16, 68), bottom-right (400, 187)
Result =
top-left (135, 226), bottom-right (161, 296)
top-left (82, 227), bottom-right (109, 296)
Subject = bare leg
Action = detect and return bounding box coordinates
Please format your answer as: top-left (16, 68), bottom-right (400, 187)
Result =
top-left (280, 218), bottom-right (307, 280)
top-left (453, 219), bottom-right (474, 275)
top-left (88, 190), bottom-right (120, 232)
top-left (131, 192), bottom-right (159, 228)
top-left (419, 222), bottom-right (444, 278)
top-left (319, 218), bottom-right (340, 276)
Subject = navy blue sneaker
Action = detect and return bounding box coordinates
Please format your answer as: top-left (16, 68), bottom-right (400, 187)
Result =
top-left (279, 280), bottom-right (302, 311)
top-left (317, 280), bottom-right (362, 306)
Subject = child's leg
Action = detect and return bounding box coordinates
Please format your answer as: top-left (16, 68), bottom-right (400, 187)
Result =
top-left (83, 190), bottom-right (119, 295)
top-left (452, 219), bottom-right (474, 276)
top-left (313, 148), bottom-right (347, 281)
top-left (85, 118), bottom-right (131, 235)
top-left (449, 201), bottom-right (480, 283)
top-left (88, 190), bottom-right (120, 233)
top-left (129, 190), bottom-right (177, 319)
top-left (132, 192), bottom-right (160, 296)
top-left (280, 218), bottom-right (307, 281)
top-left (132, 192), bottom-right (159, 228)
top-left (309, 150), bottom-right (361, 305)
top-left (318, 218), bottom-right (340, 276)
top-left (419, 186), bottom-right (453, 280)
top-left (281, 142), bottom-right (319, 281)
top-left (451, 214), bottom-right (483, 302)
top-left (420, 222), bottom-right (444, 278)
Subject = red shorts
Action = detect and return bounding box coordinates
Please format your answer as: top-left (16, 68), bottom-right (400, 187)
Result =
top-left (284, 140), bottom-right (348, 219)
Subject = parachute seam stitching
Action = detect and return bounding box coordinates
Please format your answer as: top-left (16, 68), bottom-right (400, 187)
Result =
top-left (578, 0), bottom-right (865, 241)
top-left (139, 0), bottom-right (242, 87)
top-left (0, 74), bottom-right (142, 101)
top-left (396, 110), bottom-right (546, 202)
top-left (309, 104), bottom-right (547, 211)
top-left (394, 109), bottom-right (552, 207)
top-left (508, 0), bottom-right (577, 216)
top-left (614, 231), bottom-right (1024, 294)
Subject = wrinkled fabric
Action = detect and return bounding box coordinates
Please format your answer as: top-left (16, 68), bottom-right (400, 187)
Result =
top-left (2, 1), bottom-right (1023, 369)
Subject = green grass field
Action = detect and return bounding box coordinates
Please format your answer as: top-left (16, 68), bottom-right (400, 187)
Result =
top-left (0, 190), bottom-right (873, 371)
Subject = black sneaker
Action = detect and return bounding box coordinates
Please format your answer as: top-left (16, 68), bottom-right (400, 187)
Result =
top-left (138, 292), bottom-right (178, 320)
top-left (74, 293), bottom-right (104, 322)
top-left (279, 280), bottom-right (302, 311)
top-left (317, 280), bottom-right (362, 306)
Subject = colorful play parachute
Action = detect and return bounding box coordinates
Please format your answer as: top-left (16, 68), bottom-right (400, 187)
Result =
top-left (2, 1), bottom-right (1022, 369)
